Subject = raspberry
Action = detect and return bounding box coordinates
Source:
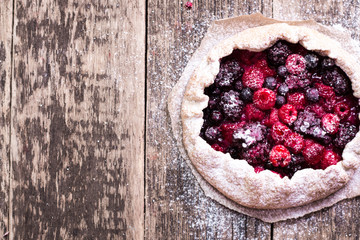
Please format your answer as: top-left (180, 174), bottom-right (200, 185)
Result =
top-left (271, 122), bottom-right (291, 143)
top-left (286, 54), bottom-right (306, 74)
top-left (320, 150), bottom-right (340, 170)
top-left (315, 83), bottom-right (335, 99)
top-left (242, 66), bottom-right (265, 90)
top-left (302, 143), bottom-right (324, 166)
top-left (284, 132), bottom-right (304, 154)
top-left (270, 145), bottom-right (291, 167)
top-left (304, 139), bottom-right (315, 148)
top-left (308, 104), bottom-right (326, 118)
top-left (253, 88), bottom-right (276, 110)
top-left (185, 1), bottom-right (193, 8)
top-left (211, 144), bottom-right (224, 152)
top-left (279, 104), bottom-right (298, 125)
top-left (321, 113), bottom-right (340, 134)
top-left (244, 104), bottom-right (265, 121)
top-left (287, 92), bottom-right (306, 110)
top-left (220, 90), bottom-right (243, 120)
top-left (267, 41), bottom-right (292, 66)
top-left (264, 108), bottom-right (279, 127)
top-left (334, 102), bottom-right (351, 119)
top-left (304, 53), bottom-right (319, 69)
top-left (254, 166), bottom-right (264, 173)
top-left (255, 58), bottom-right (276, 77)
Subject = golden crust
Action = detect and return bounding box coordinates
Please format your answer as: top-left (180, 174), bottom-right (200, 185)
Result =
top-left (181, 23), bottom-right (360, 209)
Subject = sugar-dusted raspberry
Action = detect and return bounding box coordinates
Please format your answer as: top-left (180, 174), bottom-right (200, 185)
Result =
top-left (255, 58), bottom-right (276, 77)
top-left (279, 104), bottom-right (298, 125)
top-left (304, 138), bottom-right (315, 148)
top-left (254, 166), bottom-right (264, 173)
top-left (211, 144), bottom-right (225, 152)
top-left (308, 104), bottom-right (326, 118)
top-left (320, 150), bottom-right (341, 169)
top-left (264, 108), bottom-right (279, 127)
top-left (284, 132), bottom-right (304, 154)
top-left (285, 54), bottom-right (306, 74)
top-left (321, 113), bottom-right (340, 134)
top-left (270, 145), bottom-right (291, 167)
top-left (302, 142), bottom-right (325, 166)
top-left (242, 66), bottom-right (265, 90)
top-left (315, 83), bottom-right (335, 99)
top-left (253, 88), bottom-right (276, 110)
top-left (244, 104), bottom-right (265, 122)
top-left (271, 122), bottom-right (292, 143)
top-left (334, 102), bottom-right (351, 119)
top-left (287, 92), bottom-right (306, 110)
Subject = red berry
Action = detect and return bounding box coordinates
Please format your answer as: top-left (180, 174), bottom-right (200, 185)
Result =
top-left (287, 92), bottom-right (306, 110)
top-left (284, 132), bottom-right (304, 154)
top-left (304, 139), bottom-right (315, 148)
top-left (308, 104), bottom-right (326, 118)
top-left (278, 104), bottom-right (298, 125)
top-left (264, 108), bottom-right (279, 127)
top-left (320, 150), bottom-right (341, 169)
top-left (220, 122), bottom-right (244, 145)
top-left (302, 143), bottom-right (324, 166)
top-left (334, 102), bottom-right (351, 119)
top-left (185, 1), bottom-right (193, 8)
top-left (211, 144), bottom-right (224, 152)
top-left (271, 122), bottom-right (292, 144)
top-left (244, 103), bottom-right (265, 121)
top-left (285, 54), bottom-right (306, 74)
top-left (321, 113), bottom-right (340, 134)
top-left (254, 58), bottom-right (276, 77)
top-left (253, 88), bottom-right (276, 110)
top-left (315, 83), bottom-right (335, 99)
top-left (242, 66), bottom-right (265, 90)
top-left (270, 145), bottom-right (291, 167)
top-left (254, 166), bottom-right (264, 173)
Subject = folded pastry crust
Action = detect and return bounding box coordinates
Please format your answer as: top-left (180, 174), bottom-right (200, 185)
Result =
top-left (181, 23), bottom-right (360, 209)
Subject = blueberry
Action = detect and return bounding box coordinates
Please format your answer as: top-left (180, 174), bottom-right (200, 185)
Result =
top-left (321, 58), bottom-right (335, 69)
top-left (240, 88), bottom-right (253, 102)
top-left (204, 126), bottom-right (220, 142)
top-left (263, 76), bottom-right (277, 90)
top-left (305, 88), bottom-right (319, 102)
top-left (211, 110), bottom-right (223, 123)
top-left (277, 65), bottom-right (288, 78)
top-left (304, 53), bottom-right (319, 69)
top-left (275, 95), bottom-right (286, 107)
top-left (277, 84), bottom-right (289, 96)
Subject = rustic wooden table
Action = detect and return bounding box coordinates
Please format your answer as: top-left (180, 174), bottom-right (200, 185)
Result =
top-left (0, 0), bottom-right (360, 239)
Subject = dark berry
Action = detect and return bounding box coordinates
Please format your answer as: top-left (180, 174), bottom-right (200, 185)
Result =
top-left (321, 58), bottom-right (335, 69)
top-left (220, 122), bottom-right (244, 146)
top-left (215, 60), bottom-right (243, 88)
top-left (267, 41), bottom-right (292, 66)
top-left (287, 92), bottom-right (306, 110)
top-left (334, 102), bottom-right (350, 119)
top-left (279, 104), bottom-right (298, 125)
top-left (220, 90), bottom-right (243, 120)
top-left (321, 113), bottom-right (340, 134)
top-left (253, 88), bottom-right (276, 110)
top-left (240, 88), bottom-right (253, 102)
top-left (334, 123), bottom-right (358, 148)
top-left (277, 65), bottom-right (288, 78)
top-left (285, 73), bottom-right (311, 90)
top-left (244, 104), bottom-right (265, 121)
top-left (308, 125), bottom-right (328, 142)
top-left (242, 142), bottom-right (271, 165)
top-left (304, 53), bottom-right (319, 69)
top-left (320, 150), bottom-right (340, 169)
top-left (305, 88), bottom-right (319, 102)
top-left (302, 143), bottom-right (324, 166)
top-left (205, 126), bottom-right (220, 142)
top-left (323, 68), bottom-right (350, 95)
top-left (284, 132), bottom-right (304, 154)
top-left (242, 66), bottom-right (265, 90)
top-left (263, 76), bottom-right (277, 90)
top-left (211, 110), bottom-right (223, 123)
top-left (271, 122), bottom-right (291, 144)
top-left (277, 84), bottom-right (289, 96)
top-left (233, 123), bottom-right (266, 148)
top-left (270, 145), bottom-right (291, 167)
top-left (234, 80), bottom-right (243, 91)
top-left (286, 54), bottom-right (306, 74)
top-left (276, 95), bottom-right (286, 108)
top-left (293, 110), bottom-right (321, 135)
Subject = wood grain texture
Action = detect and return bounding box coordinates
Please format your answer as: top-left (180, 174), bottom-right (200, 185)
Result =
top-left (273, 1), bottom-right (360, 239)
top-left (11, 0), bottom-right (145, 239)
top-left (145, 1), bottom-right (272, 239)
top-left (0, 0), bottom-right (12, 237)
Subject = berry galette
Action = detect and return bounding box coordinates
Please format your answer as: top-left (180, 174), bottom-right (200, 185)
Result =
top-left (181, 23), bottom-right (360, 209)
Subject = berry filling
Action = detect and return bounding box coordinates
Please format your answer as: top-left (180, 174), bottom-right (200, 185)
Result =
top-left (200, 42), bottom-right (360, 178)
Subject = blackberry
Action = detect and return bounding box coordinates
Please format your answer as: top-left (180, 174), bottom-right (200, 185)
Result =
top-left (263, 76), bottom-right (277, 90)
top-left (215, 60), bottom-right (244, 88)
top-left (267, 41), bottom-right (292, 66)
top-left (293, 110), bottom-right (321, 135)
top-left (233, 123), bottom-right (267, 148)
top-left (305, 88), bottom-right (319, 102)
top-left (276, 95), bottom-right (286, 107)
top-left (321, 58), bottom-right (335, 69)
top-left (278, 83), bottom-right (289, 96)
top-left (241, 142), bottom-right (271, 165)
top-left (220, 90), bottom-right (243, 120)
top-left (240, 88), bottom-right (253, 102)
top-left (211, 110), bottom-right (223, 123)
top-left (334, 123), bottom-right (358, 148)
top-left (277, 65), bottom-right (288, 78)
top-left (204, 126), bottom-right (220, 142)
top-left (304, 53), bottom-right (319, 69)
top-left (323, 68), bottom-right (350, 95)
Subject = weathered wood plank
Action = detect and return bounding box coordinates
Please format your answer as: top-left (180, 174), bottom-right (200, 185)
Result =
top-left (146, 1), bottom-right (272, 239)
top-left (12, 0), bottom-right (145, 239)
top-left (0, 0), bottom-right (13, 237)
top-left (273, 1), bottom-right (360, 239)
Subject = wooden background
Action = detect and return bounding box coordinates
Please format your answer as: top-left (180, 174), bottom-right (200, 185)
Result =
top-left (0, 0), bottom-right (359, 239)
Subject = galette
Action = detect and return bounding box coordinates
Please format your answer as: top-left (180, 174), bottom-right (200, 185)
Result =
top-left (181, 23), bottom-right (360, 209)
